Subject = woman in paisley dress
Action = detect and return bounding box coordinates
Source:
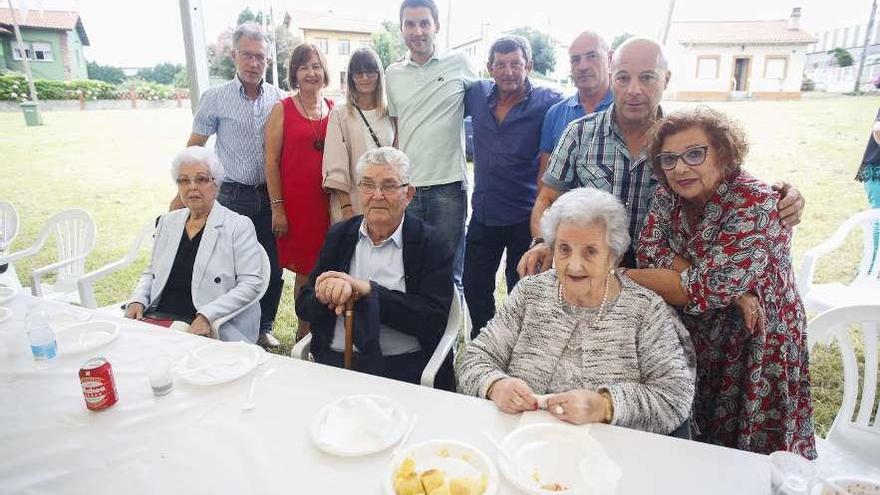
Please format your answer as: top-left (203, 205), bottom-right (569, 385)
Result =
top-left (629, 107), bottom-right (816, 458)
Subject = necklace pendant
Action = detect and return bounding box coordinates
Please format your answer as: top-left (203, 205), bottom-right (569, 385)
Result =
top-left (313, 138), bottom-right (324, 151)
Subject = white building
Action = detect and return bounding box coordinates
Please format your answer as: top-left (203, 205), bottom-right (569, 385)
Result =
top-left (805, 11), bottom-right (880, 92)
top-left (665, 8), bottom-right (816, 101)
top-left (288, 10), bottom-right (379, 95)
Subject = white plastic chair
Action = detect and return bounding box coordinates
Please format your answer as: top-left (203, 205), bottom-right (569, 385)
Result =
top-left (0, 201), bottom-right (22, 289)
top-left (210, 245), bottom-right (271, 340)
top-left (291, 286), bottom-right (470, 389)
top-left (798, 209), bottom-right (880, 313)
top-left (77, 221), bottom-right (157, 311)
top-left (0, 209), bottom-right (96, 304)
top-left (808, 304), bottom-right (880, 470)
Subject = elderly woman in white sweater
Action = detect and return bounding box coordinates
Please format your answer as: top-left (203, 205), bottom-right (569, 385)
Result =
top-left (457, 188), bottom-right (695, 435)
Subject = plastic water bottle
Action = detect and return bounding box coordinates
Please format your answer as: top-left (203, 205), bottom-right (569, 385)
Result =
top-left (27, 307), bottom-right (57, 361)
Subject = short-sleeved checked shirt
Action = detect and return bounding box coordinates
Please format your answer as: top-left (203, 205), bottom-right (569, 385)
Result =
top-left (542, 104), bottom-right (660, 249)
top-left (191, 76), bottom-right (286, 185)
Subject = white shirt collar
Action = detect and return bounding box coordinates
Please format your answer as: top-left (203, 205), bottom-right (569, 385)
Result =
top-left (359, 215), bottom-right (405, 248)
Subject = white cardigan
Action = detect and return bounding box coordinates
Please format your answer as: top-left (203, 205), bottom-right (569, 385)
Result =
top-left (130, 202), bottom-right (262, 343)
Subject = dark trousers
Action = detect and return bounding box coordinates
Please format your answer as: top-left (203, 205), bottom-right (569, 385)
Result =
top-left (217, 182), bottom-right (282, 334)
top-left (406, 182), bottom-right (467, 291)
top-left (463, 219), bottom-right (531, 337)
top-left (321, 349), bottom-right (426, 385)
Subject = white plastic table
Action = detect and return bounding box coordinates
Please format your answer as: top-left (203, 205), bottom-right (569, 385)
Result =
top-left (0, 294), bottom-right (770, 494)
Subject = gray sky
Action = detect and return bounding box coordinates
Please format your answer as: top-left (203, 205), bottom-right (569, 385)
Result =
top-left (9, 0), bottom-right (875, 67)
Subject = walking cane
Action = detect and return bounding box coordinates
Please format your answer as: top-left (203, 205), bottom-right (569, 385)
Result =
top-left (343, 299), bottom-right (355, 369)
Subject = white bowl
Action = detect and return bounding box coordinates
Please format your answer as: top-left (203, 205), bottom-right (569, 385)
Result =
top-left (385, 439), bottom-right (499, 495)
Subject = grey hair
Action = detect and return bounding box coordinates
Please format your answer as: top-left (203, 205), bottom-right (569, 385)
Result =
top-left (232, 22), bottom-right (269, 50)
top-left (355, 146), bottom-right (412, 183)
top-left (540, 188), bottom-right (631, 263)
top-left (569, 30), bottom-right (609, 55)
top-left (171, 146), bottom-right (225, 187)
top-left (611, 36), bottom-right (668, 72)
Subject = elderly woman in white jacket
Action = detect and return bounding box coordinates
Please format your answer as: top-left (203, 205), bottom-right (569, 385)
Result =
top-left (125, 147), bottom-right (263, 343)
top-left (457, 188), bottom-right (695, 435)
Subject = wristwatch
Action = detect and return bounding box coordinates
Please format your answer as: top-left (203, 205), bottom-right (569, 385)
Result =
top-left (529, 237), bottom-right (545, 250)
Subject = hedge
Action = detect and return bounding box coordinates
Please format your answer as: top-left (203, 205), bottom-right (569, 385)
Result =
top-left (0, 72), bottom-right (188, 101)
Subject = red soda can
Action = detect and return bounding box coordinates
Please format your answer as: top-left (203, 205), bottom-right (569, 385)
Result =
top-left (79, 357), bottom-right (118, 411)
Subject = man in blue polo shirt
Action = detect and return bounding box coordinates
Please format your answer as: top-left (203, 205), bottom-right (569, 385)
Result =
top-left (463, 36), bottom-right (562, 336)
top-left (185, 23), bottom-right (286, 347)
top-left (538, 31), bottom-right (613, 184)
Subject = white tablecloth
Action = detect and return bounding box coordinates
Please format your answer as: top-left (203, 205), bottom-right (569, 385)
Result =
top-left (0, 294), bottom-right (771, 494)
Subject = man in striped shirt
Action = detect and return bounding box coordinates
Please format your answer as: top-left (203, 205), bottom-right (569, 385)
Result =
top-left (518, 37), bottom-right (805, 275)
top-left (184, 23), bottom-right (286, 347)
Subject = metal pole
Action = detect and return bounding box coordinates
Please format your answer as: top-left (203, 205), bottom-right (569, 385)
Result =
top-left (661, 0), bottom-right (676, 45)
top-left (444, 0), bottom-right (452, 50)
top-left (269, 5), bottom-right (279, 88)
top-left (7, 0), bottom-right (39, 103)
top-left (853, 0), bottom-right (878, 93)
top-left (179, 0), bottom-right (210, 112)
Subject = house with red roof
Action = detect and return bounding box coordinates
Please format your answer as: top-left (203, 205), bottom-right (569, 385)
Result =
top-left (0, 7), bottom-right (90, 81)
top-left (665, 8), bottom-right (816, 101)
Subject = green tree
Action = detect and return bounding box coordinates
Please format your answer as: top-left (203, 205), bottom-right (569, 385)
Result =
top-left (136, 62), bottom-right (185, 85)
top-left (611, 33), bottom-right (634, 50)
top-left (510, 27), bottom-right (556, 75)
top-left (86, 61), bottom-right (125, 84)
top-left (372, 21), bottom-right (406, 69)
top-left (237, 7), bottom-right (264, 26)
top-left (208, 8), bottom-right (300, 85)
top-left (172, 68), bottom-right (189, 89)
top-left (828, 47), bottom-right (854, 67)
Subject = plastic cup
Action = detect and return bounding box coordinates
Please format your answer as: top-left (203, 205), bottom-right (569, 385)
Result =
top-left (769, 451), bottom-right (816, 495)
top-left (146, 356), bottom-right (174, 397)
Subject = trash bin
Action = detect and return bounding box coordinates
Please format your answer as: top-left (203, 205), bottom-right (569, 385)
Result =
top-left (20, 101), bottom-right (43, 127)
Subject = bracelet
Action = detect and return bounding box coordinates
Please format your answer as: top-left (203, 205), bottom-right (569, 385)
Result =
top-left (528, 237), bottom-right (545, 250)
top-left (340, 203), bottom-right (352, 210)
top-left (617, 267), bottom-right (629, 277)
top-left (270, 198), bottom-right (283, 205)
top-left (599, 390), bottom-right (614, 424)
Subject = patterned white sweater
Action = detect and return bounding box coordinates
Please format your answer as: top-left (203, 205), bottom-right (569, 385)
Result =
top-left (456, 270), bottom-right (696, 435)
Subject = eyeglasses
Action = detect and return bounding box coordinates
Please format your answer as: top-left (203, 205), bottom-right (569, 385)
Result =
top-left (352, 70), bottom-right (379, 79)
top-left (655, 145), bottom-right (709, 170)
top-left (357, 180), bottom-right (408, 195)
top-left (176, 175), bottom-right (214, 187)
top-left (237, 51), bottom-right (267, 63)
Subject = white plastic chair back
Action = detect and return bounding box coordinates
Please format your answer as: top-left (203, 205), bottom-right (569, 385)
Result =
top-left (0, 201), bottom-right (22, 288)
top-left (798, 209), bottom-right (880, 312)
top-left (77, 221), bottom-right (156, 310)
top-left (51, 209), bottom-right (96, 287)
top-left (807, 304), bottom-right (880, 467)
top-left (210, 245), bottom-right (270, 340)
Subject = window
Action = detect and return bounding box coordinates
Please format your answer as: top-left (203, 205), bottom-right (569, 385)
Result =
top-left (340, 71), bottom-right (347, 90)
top-left (764, 56), bottom-right (788, 79)
top-left (696, 56), bottom-right (720, 79)
top-left (315, 38), bottom-right (328, 54)
top-left (32, 42), bottom-right (53, 61)
top-left (338, 39), bottom-right (350, 56)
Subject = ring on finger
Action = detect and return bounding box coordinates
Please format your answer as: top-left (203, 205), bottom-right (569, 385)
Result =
top-left (554, 405), bottom-right (564, 415)
top-left (513, 397), bottom-right (523, 406)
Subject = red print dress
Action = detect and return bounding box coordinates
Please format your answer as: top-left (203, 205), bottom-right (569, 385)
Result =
top-left (636, 171), bottom-right (816, 459)
top-left (277, 96), bottom-right (333, 275)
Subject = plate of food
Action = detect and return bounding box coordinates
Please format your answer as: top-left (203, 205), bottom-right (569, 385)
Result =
top-left (174, 341), bottom-right (262, 386)
top-left (310, 394), bottom-right (410, 457)
top-left (0, 286), bottom-right (17, 305)
top-left (498, 424), bottom-right (620, 495)
top-left (56, 321), bottom-right (119, 355)
top-left (819, 478), bottom-right (880, 495)
top-left (386, 440), bottom-right (499, 495)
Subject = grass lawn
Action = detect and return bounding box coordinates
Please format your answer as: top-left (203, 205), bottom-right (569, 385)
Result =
top-left (2, 95), bottom-right (879, 437)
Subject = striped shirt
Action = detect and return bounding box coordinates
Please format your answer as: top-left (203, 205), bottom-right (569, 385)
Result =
top-left (543, 104), bottom-right (659, 249)
top-left (192, 76), bottom-right (286, 185)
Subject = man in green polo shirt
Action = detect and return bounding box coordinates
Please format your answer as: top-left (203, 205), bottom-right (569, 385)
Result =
top-left (386, 0), bottom-right (477, 289)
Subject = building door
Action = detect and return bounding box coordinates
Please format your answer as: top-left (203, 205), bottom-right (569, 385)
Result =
top-left (732, 57), bottom-right (751, 93)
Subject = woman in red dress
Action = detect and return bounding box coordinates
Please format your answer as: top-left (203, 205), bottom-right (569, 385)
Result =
top-left (265, 43), bottom-right (333, 339)
top-left (628, 107), bottom-right (816, 458)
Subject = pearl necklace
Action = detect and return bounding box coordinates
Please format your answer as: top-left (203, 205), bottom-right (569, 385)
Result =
top-left (559, 270), bottom-right (612, 327)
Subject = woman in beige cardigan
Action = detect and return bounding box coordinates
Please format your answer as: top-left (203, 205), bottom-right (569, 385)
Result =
top-left (322, 47), bottom-right (396, 223)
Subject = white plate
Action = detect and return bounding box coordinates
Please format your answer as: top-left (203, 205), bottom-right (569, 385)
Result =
top-left (56, 321), bottom-right (119, 355)
top-left (499, 424), bottom-right (620, 495)
top-left (0, 286), bottom-right (16, 305)
top-left (46, 309), bottom-right (92, 329)
top-left (175, 341), bottom-right (261, 386)
top-left (310, 394), bottom-right (409, 457)
top-left (0, 306), bottom-right (11, 324)
top-left (385, 439), bottom-right (499, 495)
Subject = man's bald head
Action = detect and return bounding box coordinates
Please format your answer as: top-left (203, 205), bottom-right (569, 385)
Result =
top-left (609, 37), bottom-right (671, 128)
top-left (568, 31), bottom-right (611, 97)
top-left (611, 37), bottom-right (668, 72)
